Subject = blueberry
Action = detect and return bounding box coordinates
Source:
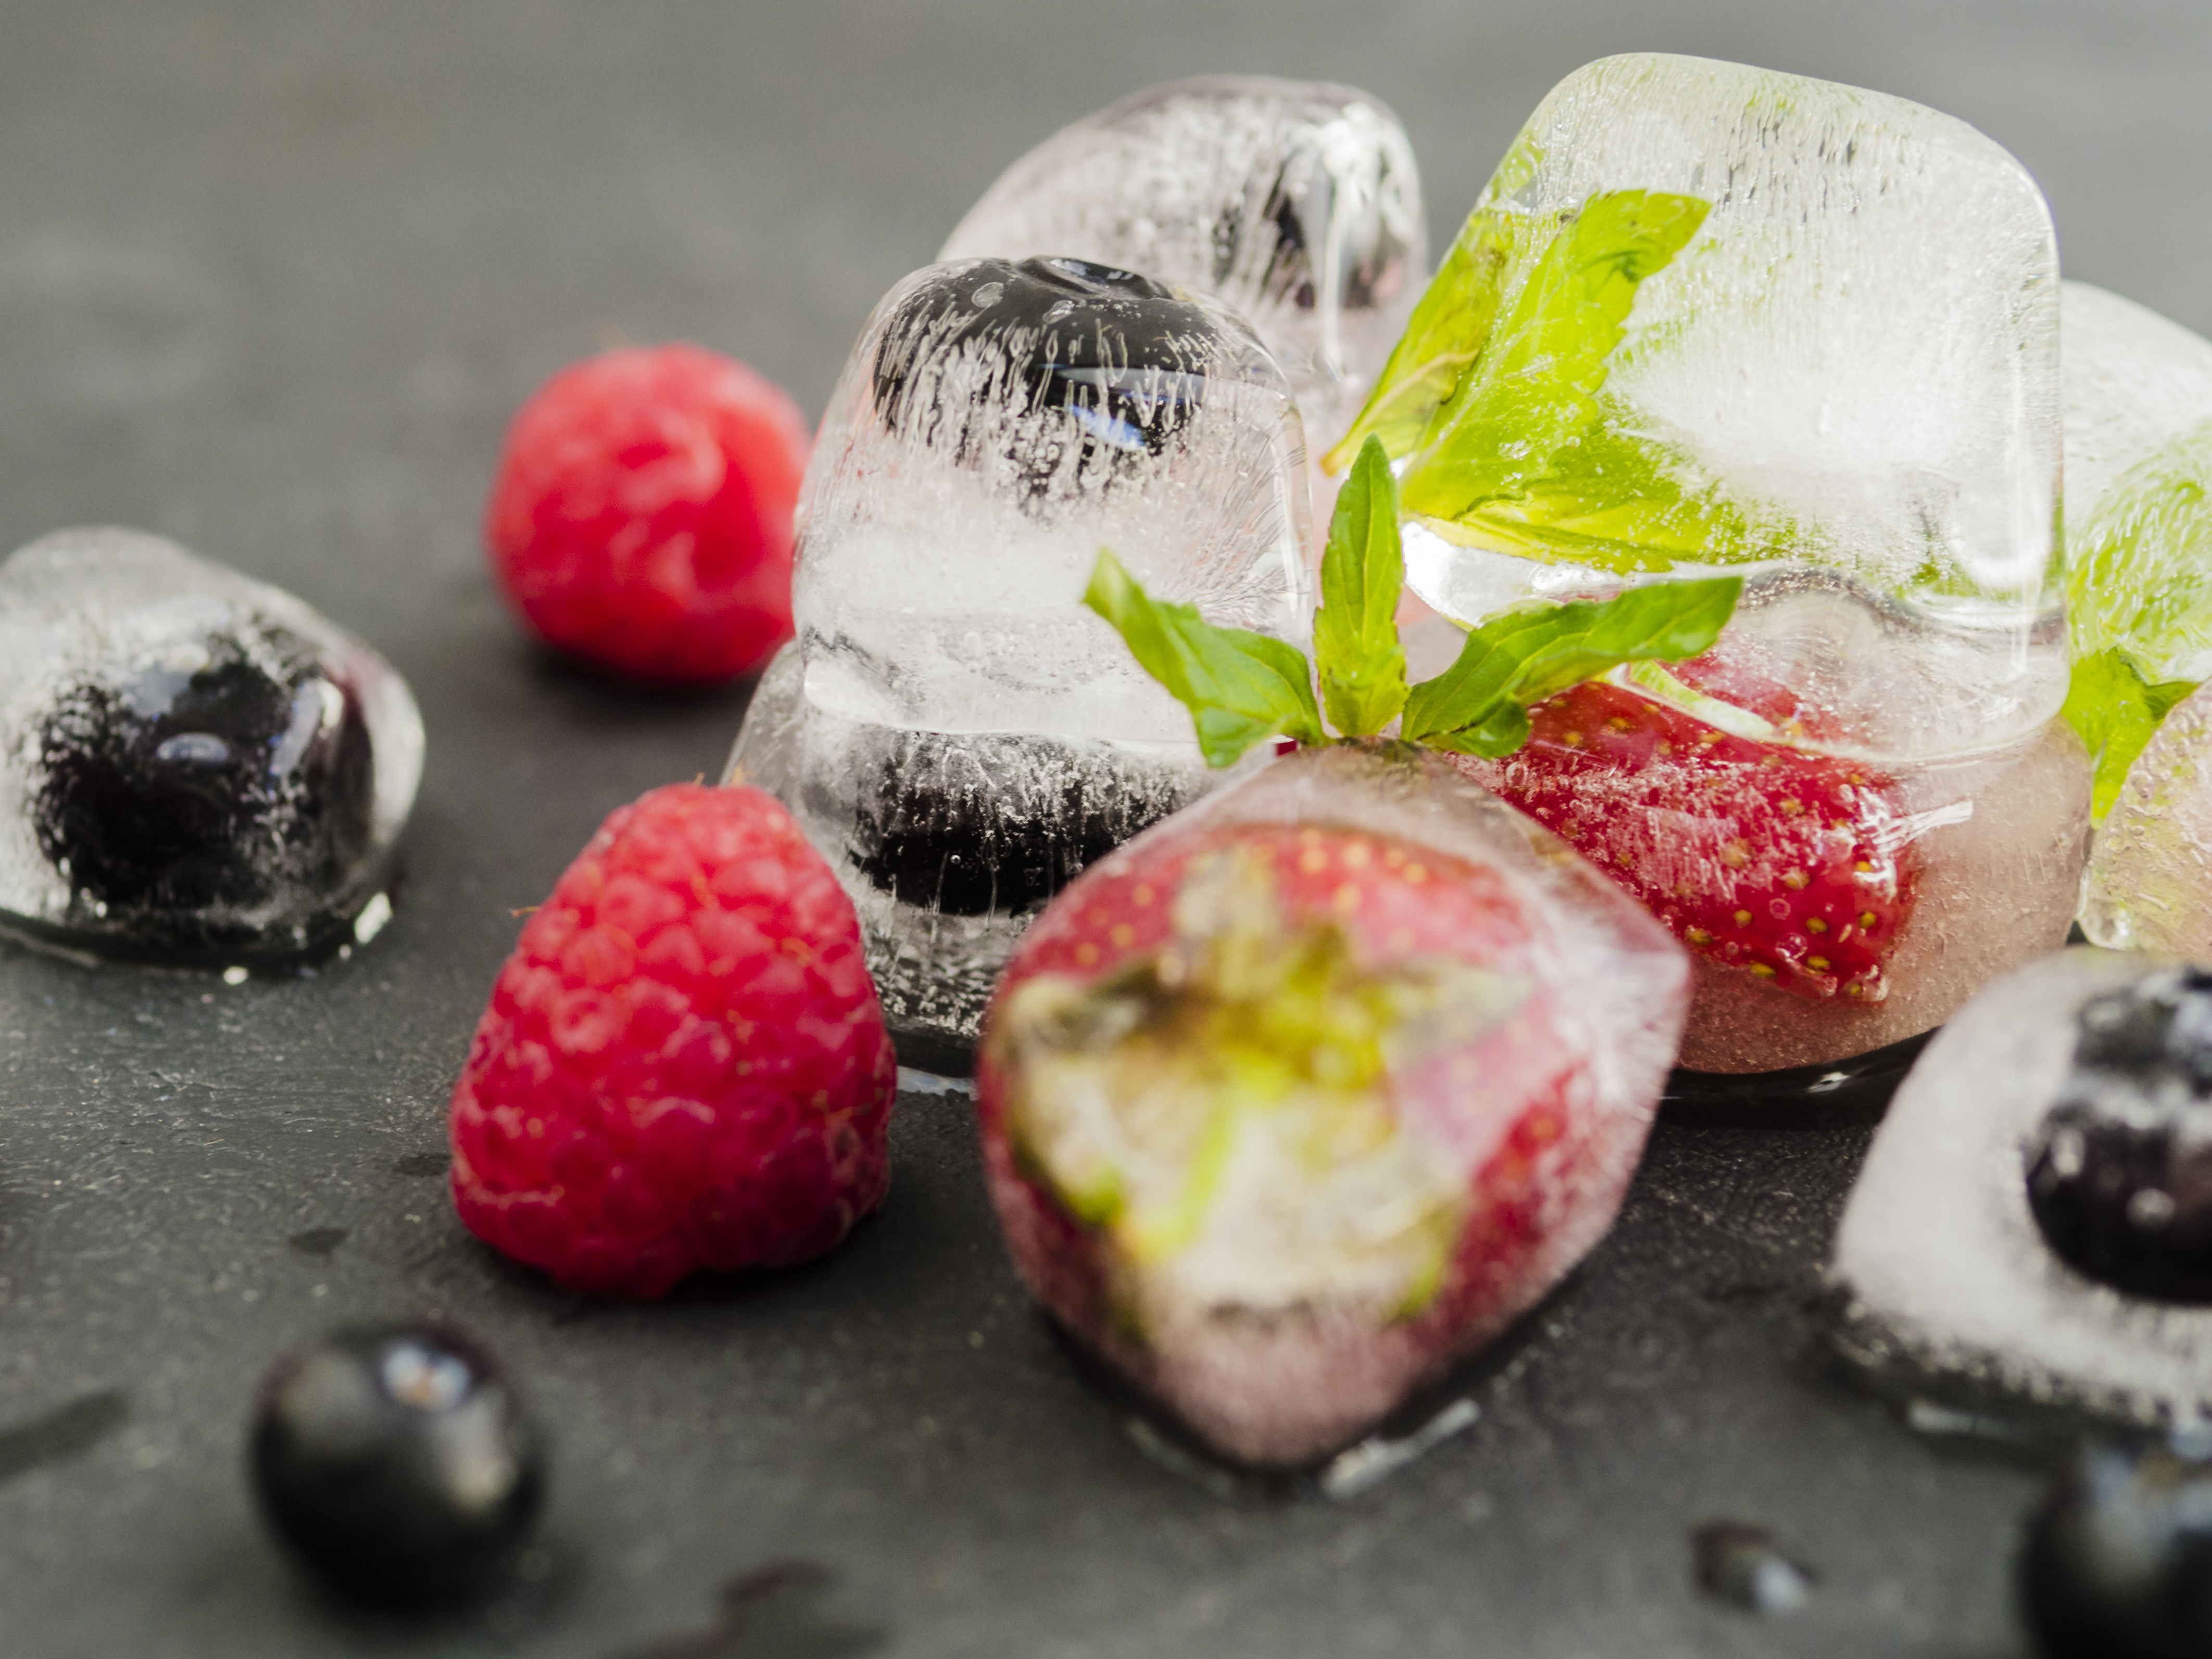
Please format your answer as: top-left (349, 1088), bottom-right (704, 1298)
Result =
top-left (2027, 969), bottom-right (2212, 1301)
top-left (871, 256), bottom-right (1233, 489)
top-left (33, 623), bottom-right (377, 946)
top-left (846, 733), bottom-right (1190, 919)
top-left (2022, 1435), bottom-right (2212, 1659)
top-left (250, 1323), bottom-right (545, 1603)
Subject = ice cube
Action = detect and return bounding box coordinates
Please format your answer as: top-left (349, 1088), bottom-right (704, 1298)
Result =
top-left (726, 256), bottom-right (1311, 1069)
top-left (940, 76), bottom-right (1426, 467)
top-left (2059, 283), bottom-right (2212, 953)
top-left (0, 527), bottom-right (424, 964)
top-left (976, 741), bottom-right (1689, 1467)
top-left (1445, 571), bottom-right (2089, 1072)
top-left (1357, 55), bottom-right (2083, 1070)
top-left (1832, 949), bottom-right (2212, 1424)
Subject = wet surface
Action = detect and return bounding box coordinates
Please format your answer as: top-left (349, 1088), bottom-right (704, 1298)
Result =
top-left (1, 1), bottom-right (2207, 1654)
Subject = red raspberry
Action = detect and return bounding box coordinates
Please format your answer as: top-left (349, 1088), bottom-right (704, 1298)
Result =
top-left (485, 345), bottom-right (810, 684)
top-left (448, 783), bottom-right (895, 1298)
top-left (1452, 677), bottom-right (1914, 1001)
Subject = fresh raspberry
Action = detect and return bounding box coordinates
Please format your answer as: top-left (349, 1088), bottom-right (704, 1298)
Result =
top-left (485, 345), bottom-right (810, 684)
top-left (1452, 677), bottom-right (1914, 1001)
top-left (448, 783), bottom-right (895, 1298)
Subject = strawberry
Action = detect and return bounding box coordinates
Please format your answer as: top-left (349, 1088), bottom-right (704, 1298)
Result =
top-left (977, 742), bottom-right (1689, 1466)
top-left (1450, 676), bottom-right (1914, 1002)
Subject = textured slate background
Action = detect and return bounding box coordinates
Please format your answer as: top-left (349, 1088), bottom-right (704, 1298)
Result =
top-left (1, 2), bottom-right (2206, 1654)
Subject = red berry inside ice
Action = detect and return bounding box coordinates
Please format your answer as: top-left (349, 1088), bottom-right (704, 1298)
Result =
top-left (1452, 676), bottom-right (1914, 1002)
top-left (486, 344), bottom-right (809, 684)
top-left (977, 744), bottom-right (1688, 1467)
top-left (448, 783), bottom-right (895, 1298)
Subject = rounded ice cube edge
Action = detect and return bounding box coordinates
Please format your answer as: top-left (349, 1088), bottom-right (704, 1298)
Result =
top-left (1829, 947), bottom-right (2212, 1429)
top-left (974, 742), bottom-right (1691, 1469)
top-left (0, 527), bottom-right (424, 970)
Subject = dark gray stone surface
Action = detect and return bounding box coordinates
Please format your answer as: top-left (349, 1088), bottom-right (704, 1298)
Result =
top-left (1, 2), bottom-right (2205, 1653)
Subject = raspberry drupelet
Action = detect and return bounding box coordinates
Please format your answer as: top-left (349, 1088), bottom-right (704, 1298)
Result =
top-left (448, 783), bottom-right (895, 1297)
top-left (486, 344), bottom-right (810, 684)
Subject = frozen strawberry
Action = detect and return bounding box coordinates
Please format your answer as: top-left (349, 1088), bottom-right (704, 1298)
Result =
top-left (448, 783), bottom-right (895, 1298)
top-left (978, 743), bottom-right (1689, 1467)
top-left (485, 345), bottom-right (809, 684)
top-left (1452, 676), bottom-right (1914, 1002)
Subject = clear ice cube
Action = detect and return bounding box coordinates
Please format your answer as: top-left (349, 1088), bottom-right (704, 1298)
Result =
top-left (726, 257), bottom-right (1312, 1070)
top-left (2060, 282), bottom-right (2212, 954)
top-left (1363, 55), bottom-right (2082, 1070)
top-left (939, 76), bottom-right (1426, 468)
top-left (1833, 949), bottom-right (2212, 1424)
top-left (976, 742), bottom-right (1689, 1466)
top-left (0, 528), bottom-right (424, 963)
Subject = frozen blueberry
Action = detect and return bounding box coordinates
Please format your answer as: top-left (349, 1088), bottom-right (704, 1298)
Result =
top-left (870, 256), bottom-right (1229, 487)
top-left (845, 732), bottom-right (1190, 918)
top-left (0, 528), bottom-right (424, 965)
top-left (34, 625), bottom-right (376, 940)
top-left (250, 1322), bottom-right (545, 1603)
top-left (2027, 969), bottom-right (2212, 1301)
top-left (2022, 1435), bottom-right (2212, 1659)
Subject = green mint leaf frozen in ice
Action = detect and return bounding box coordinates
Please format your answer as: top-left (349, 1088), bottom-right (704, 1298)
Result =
top-left (1332, 187), bottom-right (1785, 576)
top-left (1082, 549), bottom-right (1324, 769)
top-left (1401, 577), bottom-right (1742, 756)
top-left (1322, 214), bottom-right (1536, 472)
top-left (2064, 647), bottom-right (2200, 821)
top-left (1312, 437), bottom-right (1410, 738)
top-left (2068, 419), bottom-right (2212, 682)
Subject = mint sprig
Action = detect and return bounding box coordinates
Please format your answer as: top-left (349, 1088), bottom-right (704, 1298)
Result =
top-left (1086, 434), bottom-right (1741, 768)
top-left (1325, 187), bottom-right (1776, 578)
top-left (1082, 550), bottom-right (1323, 769)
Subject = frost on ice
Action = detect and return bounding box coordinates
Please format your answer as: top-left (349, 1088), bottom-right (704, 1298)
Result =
top-left (0, 529), bottom-right (424, 964)
top-left (726, 256), bottom-right (1311, 1070)
top-left (940, 76), bottom-right (1426, 465)
top-left (1832, 950), bottom-right (2212, 1424)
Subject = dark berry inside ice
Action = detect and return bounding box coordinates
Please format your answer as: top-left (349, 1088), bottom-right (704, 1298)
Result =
top-left (2027, 969), bottom-right (2212, 1302)
top-left (871, 256), bottom-right (1228, 482)
top-left (34, 626), bottom-right (376, 926)
top-left (250, 1322), bottom-right (545, 1602)
top-left (2021, 1436), bottom-right (2212, 1659)
top-left (848, 734), bottom-right (1188, 919)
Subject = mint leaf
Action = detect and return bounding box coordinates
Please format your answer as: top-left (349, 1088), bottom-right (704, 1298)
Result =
top-left (1313, 436), bottom-right (1409, 737)
top-left (1083, 550), bottom-right (1323, 769)
top-left (1396, 190), bottom-right (1741, 576)
top-left (1321, 215), bottom-right (1536, 473)
top-left (2067, 419), bottom-right (2212, 682)
top-left (1401, 576), bottom-right (1741, 756)
top-left (2063, 646), bottom-right (2201, 821)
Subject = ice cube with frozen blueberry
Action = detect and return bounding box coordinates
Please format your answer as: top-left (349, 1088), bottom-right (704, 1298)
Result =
top-left (940, 76), bottom-right (1426, 467)
top-left (0, 527), bottom-right (424, 964)
top-left (1832, 950), bottom-right (2212, 1422)
top-left (727, 255), bottom-right (1311, 1070)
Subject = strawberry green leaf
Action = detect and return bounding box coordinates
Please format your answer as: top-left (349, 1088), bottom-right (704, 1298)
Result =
top-left (2063, 646), bottom-right (2201, 821)
top-left (1313, 436), bottom-right (1410, 738)
top-left (1083, 549), bottom-right (1324, 769)
top-left (1402, 576), bottom-right (1741, 755)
